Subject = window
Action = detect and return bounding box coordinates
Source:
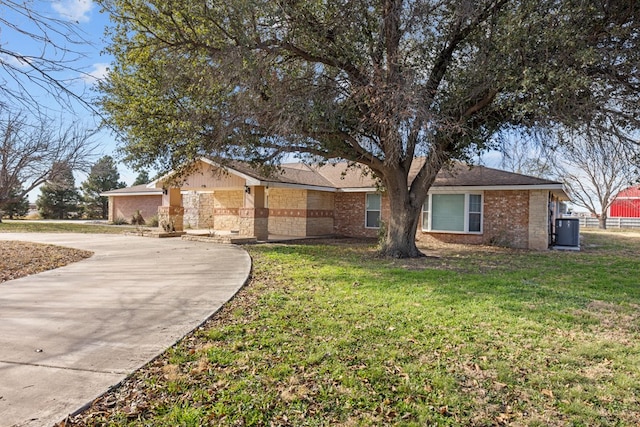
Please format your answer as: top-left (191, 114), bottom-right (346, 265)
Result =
top-left (422, 193), bottom-right (482, 233)
top-left (468, 194), bottom-right (482, 232)
top-left (365, 193), bottom-right (381, 228)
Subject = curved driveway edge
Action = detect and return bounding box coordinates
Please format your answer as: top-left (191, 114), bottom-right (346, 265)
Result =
top-left (0, 233), bottom-right (251, 427)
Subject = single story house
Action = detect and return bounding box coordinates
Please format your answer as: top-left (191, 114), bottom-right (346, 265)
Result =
top-left (609, 186), bottom-right (640, 218)
top-left (102, 158), bottom-right (569, 250)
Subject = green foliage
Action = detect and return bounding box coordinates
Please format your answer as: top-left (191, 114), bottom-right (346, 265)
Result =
top-left (98, 0), bottom-right (639, 257)
top-left (132, 170), bottom-right (151, 186)
top-left (148, 214), bottom-right (159, 227)
top-left (81, 156), bottom-right (126, 219)
top-left (1, 187), bottom-right (29, 219)
top-left (100, 0), bottom-right (639, 167)
top-left (36, 163), bottom-right (82, 219)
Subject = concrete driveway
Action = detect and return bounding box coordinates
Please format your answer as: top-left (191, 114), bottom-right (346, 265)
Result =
top-left (0, 233), bottom-right (251, 427)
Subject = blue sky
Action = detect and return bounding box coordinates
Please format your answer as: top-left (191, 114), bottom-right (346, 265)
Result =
top-left (3, 1), bottom-right (514, 202)
top-left (2, 0), bottom-right (137, 197)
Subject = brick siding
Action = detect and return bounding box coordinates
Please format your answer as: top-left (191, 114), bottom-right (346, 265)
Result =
top-left (110, 195), bottom-right (162, 224)
top-left (481, 190), bottom-right (530, 248)
top-left (334, 192), bottom-right (382, 238)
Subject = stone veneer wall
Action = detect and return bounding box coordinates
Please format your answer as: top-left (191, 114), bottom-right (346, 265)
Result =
top-left (198, 192), bottom-right (216, 228)
top-left (110, 195), bottom-right (162, 224)
top-left (268, 188), bottom-right (308, 236)
top-left (182, 192), bottom-right (199, 228)
top-left (213, 190), bottom-right (243, 231)
top-left (182, 191), bottom-right (217, 229)
top-left (266, 189), bottom-right (335, 236)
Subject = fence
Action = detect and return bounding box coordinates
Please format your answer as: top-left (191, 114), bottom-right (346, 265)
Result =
top-left (578, 217), bottom-right (640, 229)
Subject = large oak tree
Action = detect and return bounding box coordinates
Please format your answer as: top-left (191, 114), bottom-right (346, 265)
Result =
top-left (98, 0), bottom-right (639, 257)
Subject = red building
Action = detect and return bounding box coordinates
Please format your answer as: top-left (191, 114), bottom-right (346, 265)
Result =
top-left (609, 186), bottom-right (640, 218)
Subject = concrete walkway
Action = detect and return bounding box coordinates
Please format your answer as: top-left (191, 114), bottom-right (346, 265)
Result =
top-left (0, 233), bottom-right (251, 427)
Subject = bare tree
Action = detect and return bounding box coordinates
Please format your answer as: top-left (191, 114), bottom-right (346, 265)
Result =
top-left (0, 0), bottom-right (95, 113)
top-left (0, 108), bottom-right (98, 221)
top-left (499, 133), bottom-right (554, 179)
top-left (554, 127), bottom-right (639, 229)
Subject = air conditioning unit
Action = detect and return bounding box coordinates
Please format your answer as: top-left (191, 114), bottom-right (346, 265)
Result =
top-left (555, 218), bottom-right (580, 247)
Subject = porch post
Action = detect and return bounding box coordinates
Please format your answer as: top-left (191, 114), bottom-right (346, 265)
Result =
top-left (158, 188), bottom-right (184, 232)
top-left (239, 185), bottom-right (269, 240)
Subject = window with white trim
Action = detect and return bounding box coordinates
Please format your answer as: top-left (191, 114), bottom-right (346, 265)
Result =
top-left (365, 193), bottom-right (381, 228)
top-left (422, 193), bottom-right (483, 233)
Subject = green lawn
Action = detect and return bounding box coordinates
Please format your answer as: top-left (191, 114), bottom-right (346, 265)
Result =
top-left (58, 230), bottom-right (640, 426)
top-left (0, 220), bottom-right (136, 234)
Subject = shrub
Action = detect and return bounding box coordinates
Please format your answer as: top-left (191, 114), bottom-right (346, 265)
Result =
top-left (148, 215), bottom-right (159, 227)
top-left (112, 217), bottom-right (128, 225)
top-left (131, 210), bottom-right (145, 225)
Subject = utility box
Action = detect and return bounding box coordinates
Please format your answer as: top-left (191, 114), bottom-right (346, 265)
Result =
top-left (555, 218), bottom-right (580, 247)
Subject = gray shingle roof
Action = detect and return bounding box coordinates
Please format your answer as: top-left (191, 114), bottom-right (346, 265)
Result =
top-left (107, 158), bottom-right (565, 195)
top-left (101, 184), bottom-right (163, 196)
top-left (275, 160), bottom-right (563, 189)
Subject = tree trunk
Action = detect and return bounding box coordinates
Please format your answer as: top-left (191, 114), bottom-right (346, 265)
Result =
top-left (598, 214), bottom-right (607, 229)
top-left (378, 174), bottom-right (426, 258)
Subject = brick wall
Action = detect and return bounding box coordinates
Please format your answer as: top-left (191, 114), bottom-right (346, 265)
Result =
top-left (334, 192), bottom-right (379, 238)
top-left (110, 195), bottom-right (162, 224)
top-left (482, 190), bottom-right (529, 248)
top-left (416, 232), bottom-right (485, 246)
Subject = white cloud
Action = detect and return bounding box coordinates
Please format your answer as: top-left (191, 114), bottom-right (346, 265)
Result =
top-left (0, 52), bottom-right (31, 69)
top-left (82, 62), bottom-right (109, 83)
top-left (52, 0), bottom-right (95, 23)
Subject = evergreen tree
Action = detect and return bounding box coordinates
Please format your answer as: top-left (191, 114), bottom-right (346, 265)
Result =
top-left (1, 187), bottom-right (29, 219)
top-left (81, 156), bottom-right (126, 219)
top-left (36, 163), bottom-right (82, 219)
top-left (132, 170), bottom-right (151, 186)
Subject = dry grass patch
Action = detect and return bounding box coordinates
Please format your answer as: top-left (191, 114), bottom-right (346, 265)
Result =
top-left (0, 240), bottom-right (93, 283)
